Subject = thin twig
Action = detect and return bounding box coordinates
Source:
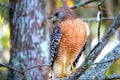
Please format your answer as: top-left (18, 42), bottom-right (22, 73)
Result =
top-left (82, 17), bottom-right (114, 22)
top-left (82, 5), bottom-right (107, 11)
top-left (70, 0), bottom-right (98, 9)
top-left (23, 64), bottom-right (50, 73)
top-left (98, 16), bottom-right (102, 42)
top-left (98, 0), bottom-right (106, 7)
top-left (97, 0), bottom-right (105, 42)
top-left (0, 63), bottom-right (50, 75)
top-left (0, 63), bottom-right (24, 75)
top-left (93, 59), bottom-right (114, 65)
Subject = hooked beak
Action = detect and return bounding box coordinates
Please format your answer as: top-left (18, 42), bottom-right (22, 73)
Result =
top-left (48, 16), bottom-right (58, 24)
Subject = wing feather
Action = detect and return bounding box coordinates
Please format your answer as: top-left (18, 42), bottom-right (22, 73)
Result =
top-left (50, 26), bottom-right (62, 68)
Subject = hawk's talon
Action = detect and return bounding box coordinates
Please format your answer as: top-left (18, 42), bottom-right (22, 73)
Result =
top-left (57, 73), bottom-right (67, 78)
top-left (70, 67), bottom-right (75, 74)
top-left (70, 62), bottom-right (75, 74)
top-left (57, 62), bottom-right (67, 78)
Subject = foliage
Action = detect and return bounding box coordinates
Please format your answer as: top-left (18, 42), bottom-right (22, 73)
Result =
top-left (106, 59), bottom-right (120, 75)
top-left (0, 0), bottom-right (10, 50)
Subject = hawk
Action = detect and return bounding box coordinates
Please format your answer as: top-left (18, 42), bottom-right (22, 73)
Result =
top-left (49, 7), bottom-right (87, 78)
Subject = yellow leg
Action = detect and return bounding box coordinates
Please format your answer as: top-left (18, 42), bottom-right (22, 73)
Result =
top-left (57, 62), bottom-right (67, 78)
top-left (70, 62), bottom-right (75, 74)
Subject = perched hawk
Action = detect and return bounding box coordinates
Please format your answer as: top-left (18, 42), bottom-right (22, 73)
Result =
top-left (49, 7), bottom-right (87, 78)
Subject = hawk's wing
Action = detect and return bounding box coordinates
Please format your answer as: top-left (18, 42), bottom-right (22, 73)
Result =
top-left (50, 26), bottom-right (62, 68)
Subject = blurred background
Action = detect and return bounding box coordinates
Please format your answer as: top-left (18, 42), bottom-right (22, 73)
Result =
top-left (0, 0), bottom-right (120, 80)
top-left (0, 0), bottom-right (10, 80)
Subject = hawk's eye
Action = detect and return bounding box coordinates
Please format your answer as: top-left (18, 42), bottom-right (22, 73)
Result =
top-left (54, 12), bottom-right (59, 17)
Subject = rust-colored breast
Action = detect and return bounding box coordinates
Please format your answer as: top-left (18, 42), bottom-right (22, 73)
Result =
top-left (50, 6), bottom-right (88, 78)
top-left (56, 18), bottom-right (87, 64)
top-left (53, 18), bottom-right (87, 77)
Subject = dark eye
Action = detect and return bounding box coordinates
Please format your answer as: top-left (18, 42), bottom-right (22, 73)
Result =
top-left (54, 12), bottom-right (59, 17)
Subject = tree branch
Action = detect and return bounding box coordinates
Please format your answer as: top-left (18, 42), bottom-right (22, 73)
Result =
top-left (68, 12), bottom-right (120, 80)
top-left (97, 0), bottom-right (105, 42)
top-left (70, 0), bottom-right (98, 9)
top-left (0, 63), bottom-right (24, 75)
top-left (23, 64), bottom-right (50, 73)
top-left (0, 63), bottom-right (49, 75)
top-left (79, 43), bottom-right (120, 79)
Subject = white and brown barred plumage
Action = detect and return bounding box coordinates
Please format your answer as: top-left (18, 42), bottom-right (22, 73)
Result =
top-left (50, 26), bottom-right (62, 68)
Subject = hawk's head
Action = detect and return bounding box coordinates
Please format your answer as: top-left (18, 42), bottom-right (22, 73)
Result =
top-left (49, 7), bottom-right (77, 24)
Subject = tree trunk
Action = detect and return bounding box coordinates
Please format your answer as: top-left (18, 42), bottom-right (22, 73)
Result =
top-left (7, 0), bottom-right (49, 80)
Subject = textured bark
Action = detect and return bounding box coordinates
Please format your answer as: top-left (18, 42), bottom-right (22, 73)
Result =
top-left (7, 0), bottom-right (49, 80)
